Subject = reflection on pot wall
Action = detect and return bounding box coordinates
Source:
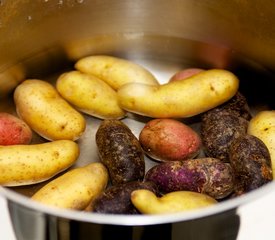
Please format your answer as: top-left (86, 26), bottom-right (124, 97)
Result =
top-left (1, 0), bottom-right (275, 94)
top-left (8, 201), bottom-right (240, 240)
top-left (1, 1), bottom-right (275, 240)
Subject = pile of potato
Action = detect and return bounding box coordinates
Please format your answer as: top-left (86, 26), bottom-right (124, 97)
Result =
top-left (0, 55), bottom-right (274, 215)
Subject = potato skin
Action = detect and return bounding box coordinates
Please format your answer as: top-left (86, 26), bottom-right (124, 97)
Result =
top-left (229, 134), bottom-right (272, 194)
top-left (0, 112), bottom-right (32, 145)
top-left (56, 71), bottom-right (125, 119)
top-left (75, 55), bottom-right (159, 90)
top-left (145, 158), bottom-right (234, 199)
top-left (205, 92), bottom-right (252, 120)
top-left (96, 119), bottom-right (145, 185)
top-left (117, 69), bottom-right (239, 118)
top-left (248, 110), bottom-right (275, 178)
top-left (92, 181), bottom-right (158, 214)
top-left (0, 140), bottom-right (79, 186)
top-left (131, 190), bottom-right (217, 214)
top-left (32, 163), bottom-right (108, 210)
top-left (169, 68), bottom-right (205, 82)
top-left (14, 79), bottom-right (86, 141)
top-left (139, 119), bottom-right (201, 162)
top-left (201, 109), bottom-right (248, 162)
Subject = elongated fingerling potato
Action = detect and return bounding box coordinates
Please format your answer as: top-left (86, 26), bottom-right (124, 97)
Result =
top-left (75, 55), bottom-right (159, 90)
top-left (96, 119), bottom-right (145, 185)
top-left (56, 71), bottom-right (126, 119)
top-left (14, 79), bottom-right (86, 141)
top-left (248, 110), bottom-right (275, 178)
top-left (32, 162), bottom-right (108, 210)
top-left (131, 190), bottom-right (217, 214)
top-left (0, 140), bottom-right (79, 186)
top-left (117, 69), bottom-right (239, 118)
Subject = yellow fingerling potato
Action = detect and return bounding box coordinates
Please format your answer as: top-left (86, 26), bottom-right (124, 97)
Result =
top-left (248, 110), bottom-right (275, 178)
top-left (118, 69), bottom-right (239, 118)
top-left (0, 140), bottom-right (79, 186)
top-left (14, 79), bottom-right (86, 141)
top-left (131, 190), bottom-right (217, 214)
top-left (32, 162), bottom-right (108, 210)
top-left (75, 55), bottom-right (159, 90)
top-left (56, 71), bottom-right (126, 119)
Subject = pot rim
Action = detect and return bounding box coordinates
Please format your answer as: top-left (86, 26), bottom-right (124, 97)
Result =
top-left (1, 182), bottom-right (275, 225)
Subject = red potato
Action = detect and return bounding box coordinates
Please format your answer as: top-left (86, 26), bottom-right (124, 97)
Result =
top-left (0, 112), bottom-right (32, 145)
top-left (169, 68), bottom-right (205, 82)
top-left (139, 119), bottom-right (202, 162)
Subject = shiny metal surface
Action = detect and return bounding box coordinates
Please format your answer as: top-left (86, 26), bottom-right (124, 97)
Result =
top-left (1, 0), bottom-right (275, 96)
top-left (1, 0), bottom-right (275, 239)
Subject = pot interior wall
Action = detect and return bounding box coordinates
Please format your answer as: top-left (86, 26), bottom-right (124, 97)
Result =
top-left (0, 0), bottom-right (275, 229)
top-left (1, 0), bottom-right (275, 96)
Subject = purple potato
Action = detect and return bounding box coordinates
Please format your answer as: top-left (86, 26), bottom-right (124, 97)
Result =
top-left (96, 119), bottom-right (145, 185)
top-left (201, 109), bottom-right (248, 162)
top-left (145, 158), bottom-right (234, 199)
top-left (229, 134), bottom-right (273, 195)
top-left (92, 181), bottom-right (158, 214)
top-left (204, 92), bottom-right (252, 120)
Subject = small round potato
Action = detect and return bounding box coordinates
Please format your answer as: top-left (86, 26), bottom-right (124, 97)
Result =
top-left (139, 119), bottom-right (201, 162)
top-left (0, 112), bottom-right (32, 145)
top-left (14, 79), bottom-right (86, 141)
top-left (131, 189), bottom-right (217, 214)
top-left (169, 68), bottom-right (205, 82)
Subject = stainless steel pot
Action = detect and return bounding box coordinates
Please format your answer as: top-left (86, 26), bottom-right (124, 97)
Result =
top-left (1, 1), bottom-right (275, 239)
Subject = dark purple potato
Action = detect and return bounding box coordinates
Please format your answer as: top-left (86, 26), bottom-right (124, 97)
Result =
top-left (205, 92), bottom-right (252, 120)
top-left (201, 109), bottom-right (248, 162)
top-left (145, 158), bottom-right (234, 199)
top-left (92, 181), bottom-right (158, 214)
top-left (229, 134), bottom-right (273, 195)
top-left (96, 119), bottom-right (145, 185)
